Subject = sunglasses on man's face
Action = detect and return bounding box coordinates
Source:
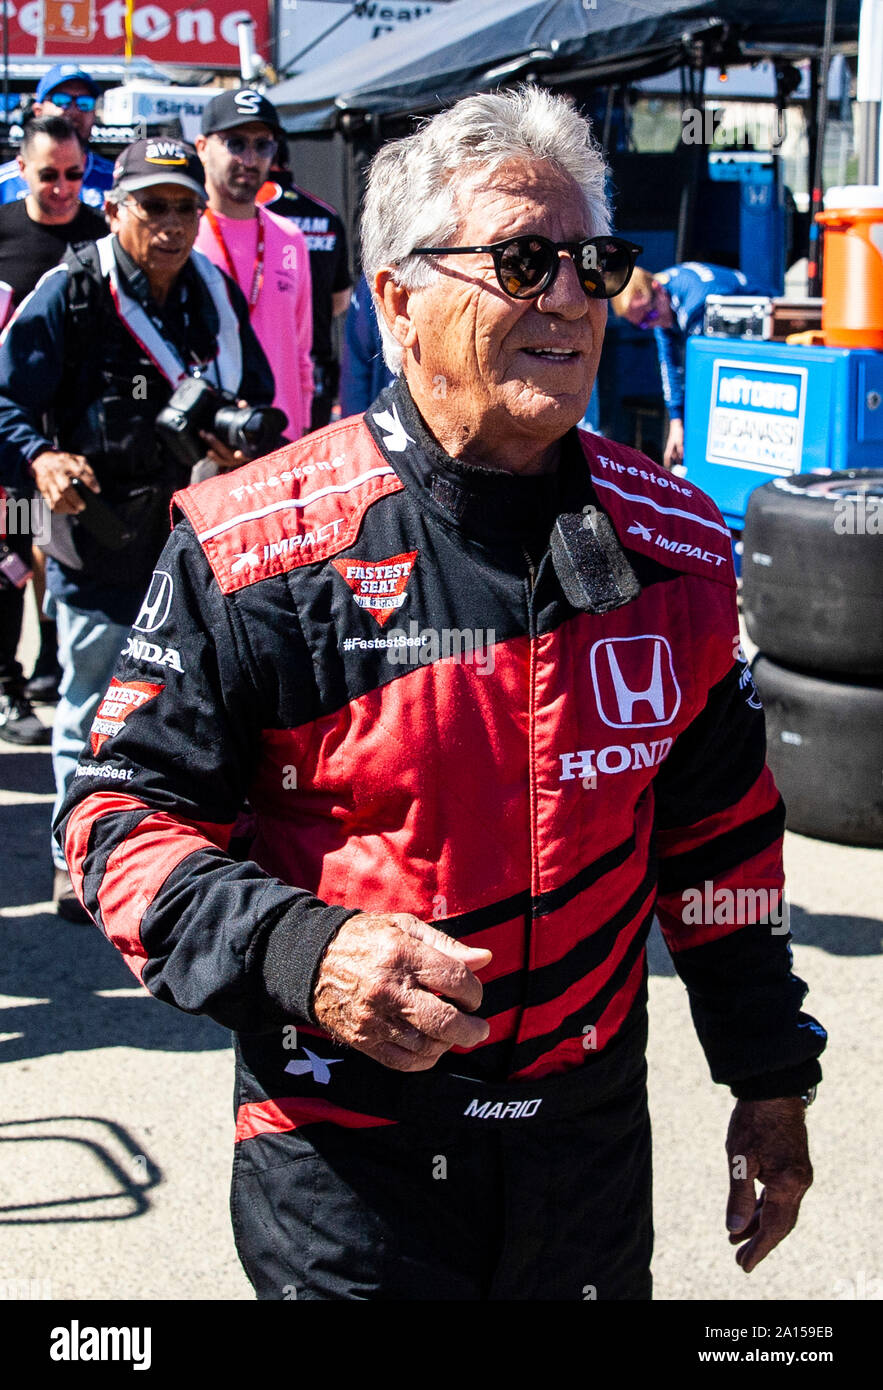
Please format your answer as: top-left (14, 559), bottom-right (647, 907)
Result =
top-left (36, 167), bottom-right (84, 183)
top-left (216, 133), bottom-right (277, 159)
top-left (126, 195), bottom-right (202, 221)
top-left (411, 234), bottom-right (643, 301)
top-left (49, 93), bottom-right (97, 113)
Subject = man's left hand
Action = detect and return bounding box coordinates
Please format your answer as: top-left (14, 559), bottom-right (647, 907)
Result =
top-left (725, 1097), bottom-right (813, 1272)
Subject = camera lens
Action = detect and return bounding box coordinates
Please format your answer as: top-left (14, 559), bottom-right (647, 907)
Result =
top-left (215, 404), bottom-right (286, 459)
top-left (237, 412), bottom-right (266, 447)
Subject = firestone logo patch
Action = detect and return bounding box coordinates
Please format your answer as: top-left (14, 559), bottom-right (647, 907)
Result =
top-left (332, 551), bottom-right (417, 627)
top-left (90, 679), bottom-right (163, 755)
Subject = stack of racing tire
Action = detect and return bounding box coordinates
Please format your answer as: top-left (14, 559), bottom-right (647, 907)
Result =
top-left (742, 470), bottom-right (883, 847)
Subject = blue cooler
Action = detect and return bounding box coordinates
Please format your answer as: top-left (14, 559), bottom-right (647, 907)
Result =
top-left (683, 337), bottom-right (883, 540)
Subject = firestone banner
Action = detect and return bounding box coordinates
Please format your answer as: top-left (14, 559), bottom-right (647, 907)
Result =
top-left (4, 0), bottom-right (269, 67)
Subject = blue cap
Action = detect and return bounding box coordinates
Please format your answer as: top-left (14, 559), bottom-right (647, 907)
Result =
top-left (36, 65), bottom-right (100, 103)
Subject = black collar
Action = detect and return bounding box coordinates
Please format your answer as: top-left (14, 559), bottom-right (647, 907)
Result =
top-left (364, 377), bottom-right (593, 551)
top-left (112, 235), bottom-right (171, 313)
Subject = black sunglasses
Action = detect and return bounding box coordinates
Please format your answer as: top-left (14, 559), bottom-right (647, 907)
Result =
top-left (412, 234), bottom-right (643, 300)
top-left (36, 167), bottom-right (84, 183)
top-left (126, 195), bottom-right (202, 220)
top-left (216, 133), bottom-right (277, 158)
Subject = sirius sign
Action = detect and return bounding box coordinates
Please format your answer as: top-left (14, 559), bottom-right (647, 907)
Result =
top-left (706, 360), bottom-right (807, 475)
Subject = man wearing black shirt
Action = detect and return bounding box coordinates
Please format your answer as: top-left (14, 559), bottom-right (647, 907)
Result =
top-left (258, 142), bottom-right (351, 430)
top-left (0, 117), bottom-right (106, 743)
top-left (0, 115), bottom-right (106, 309)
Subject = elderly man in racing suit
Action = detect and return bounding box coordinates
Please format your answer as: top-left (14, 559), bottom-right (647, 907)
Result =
top-left (57, 86), bottom-right (825, 1302)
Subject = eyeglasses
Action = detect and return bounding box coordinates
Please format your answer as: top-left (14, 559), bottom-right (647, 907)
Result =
top-left (215, 133), bottom-right (277, 159)
top-left (48, 93), bottom-right (97, 113)
top-left (36, 167), bottom-right (84, 183)
top-left (411, 234), bottom-right (643, 301)
top-left (125, 195), bottom-right (203, 221)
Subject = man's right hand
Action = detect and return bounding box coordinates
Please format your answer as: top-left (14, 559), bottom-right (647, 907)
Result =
top-left (31, 451), bottom-right (99, 514)
top-left (312, 912), bottom-right (492, 1072)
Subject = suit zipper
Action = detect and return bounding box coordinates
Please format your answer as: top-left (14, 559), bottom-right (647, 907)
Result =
top-left (517, 544), bottom-right (540, 1061)
top-left (522, 545), bottom-right (537, 595)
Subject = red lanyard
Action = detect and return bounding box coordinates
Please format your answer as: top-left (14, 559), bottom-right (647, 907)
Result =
top-left (204, 206), bottom-right (265, 313)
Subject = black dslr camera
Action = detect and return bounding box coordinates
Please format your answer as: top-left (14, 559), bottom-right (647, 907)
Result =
top-left (155, 376), bottom-right (287, 470)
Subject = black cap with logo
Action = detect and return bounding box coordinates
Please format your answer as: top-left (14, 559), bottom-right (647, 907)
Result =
top-left (111, 139), bottom-right (207, 199)
top-left (200, 88), bottom-right (283, 138)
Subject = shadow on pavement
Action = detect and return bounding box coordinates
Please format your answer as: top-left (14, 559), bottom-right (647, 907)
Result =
top-left (1, 800), bottom-right (56, 912)
top-left (0, 1116), bottom-right (162, 1224)
top-left (646, 903), bottom-right (882, 978)
top-left (0, 906), bottom-right (230, 1061)
top-left (0, 746), bottom-right (53, 795)
top-left (787, 904), bottom-right (883, 957)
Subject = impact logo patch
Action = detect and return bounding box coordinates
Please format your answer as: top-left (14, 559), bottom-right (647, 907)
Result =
top-left (332, 551), bottom-right (417, 627)
top-left (90, 679), bottom-right (163, 754)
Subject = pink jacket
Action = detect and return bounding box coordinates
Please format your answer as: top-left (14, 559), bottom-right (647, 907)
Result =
top-left (195, 204), bottom-right (313, 440)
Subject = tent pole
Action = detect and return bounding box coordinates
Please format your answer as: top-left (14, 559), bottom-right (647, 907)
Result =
top-left (808, 0), bottom-right (837, 296)
top-left (856, 0), bottom-right (883, 184)
top-left (602, 84), bottom-right (615, 154)
top-left (2, 0), bottom-right (8, 140)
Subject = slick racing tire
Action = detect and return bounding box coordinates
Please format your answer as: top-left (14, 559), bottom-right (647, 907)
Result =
top-left (742, 470), bottom-right (883, 677)
top-left (752, 654), bottom-right (883, 847)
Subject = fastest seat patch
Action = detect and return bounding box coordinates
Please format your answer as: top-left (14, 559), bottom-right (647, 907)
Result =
top-left (90, 679), bottom-right (164, 755)
top-left (331, 551), bottom-right (418, 627)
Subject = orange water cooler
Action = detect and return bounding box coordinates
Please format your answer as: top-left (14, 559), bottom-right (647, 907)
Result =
top-left (815, 186), bottom-right (883, 349)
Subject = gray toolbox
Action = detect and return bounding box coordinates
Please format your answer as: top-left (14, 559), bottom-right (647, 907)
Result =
top-left (703, 295), bottom-right (823, 340)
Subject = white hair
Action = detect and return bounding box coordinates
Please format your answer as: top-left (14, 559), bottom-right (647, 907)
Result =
top-left (360, 84), bottom-right (611, 373)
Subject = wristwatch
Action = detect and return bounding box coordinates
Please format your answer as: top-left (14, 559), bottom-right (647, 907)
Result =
top-left (801, 1085), bottom-right (817, 1107)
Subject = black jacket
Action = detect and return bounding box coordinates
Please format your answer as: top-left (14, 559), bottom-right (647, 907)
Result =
top-left (0, 236), bottom-right (274, 621)
top-left (56, 381), bottom-right (826, 1141)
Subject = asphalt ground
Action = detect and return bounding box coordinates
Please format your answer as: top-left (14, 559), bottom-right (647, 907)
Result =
top-left (1, 597), bottom-right (881, 1305)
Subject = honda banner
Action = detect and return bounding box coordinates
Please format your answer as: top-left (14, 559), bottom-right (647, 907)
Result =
top-left (3, 0), bottom-right (269, 68)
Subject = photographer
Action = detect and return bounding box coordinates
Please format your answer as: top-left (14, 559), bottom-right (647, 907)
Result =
top-left (0, 137), bottom-right (274, 919)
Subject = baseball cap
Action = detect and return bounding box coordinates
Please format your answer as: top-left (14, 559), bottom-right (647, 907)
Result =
top-left (111, 139), bottom-right (207, 199)
top-left (36, 65), bottom-right (100, 102)
top-left (201, 89), bottom-right (282, 138)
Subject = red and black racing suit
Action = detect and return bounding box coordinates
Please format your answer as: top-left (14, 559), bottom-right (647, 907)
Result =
top-left (57, 379), bottom-right (825, 1300)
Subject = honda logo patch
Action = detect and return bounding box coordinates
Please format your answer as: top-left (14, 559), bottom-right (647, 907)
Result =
top-left (590, 635), bottom-right (681, 728)
top-left (133, 571), bottom-right (173, 634)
